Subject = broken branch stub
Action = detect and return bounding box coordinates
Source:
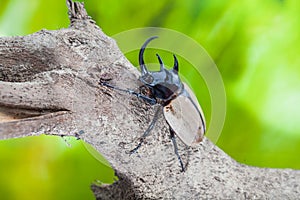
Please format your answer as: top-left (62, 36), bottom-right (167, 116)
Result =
top-left (0, 0), bottom-right (299, 199)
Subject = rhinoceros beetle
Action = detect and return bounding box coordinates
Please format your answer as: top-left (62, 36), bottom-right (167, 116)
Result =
top-left (100, 36), bottom-right (206, 172)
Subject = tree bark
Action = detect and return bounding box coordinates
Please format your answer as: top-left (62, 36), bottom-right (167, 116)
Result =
top-left (0, 0), bottom-right (299, 199)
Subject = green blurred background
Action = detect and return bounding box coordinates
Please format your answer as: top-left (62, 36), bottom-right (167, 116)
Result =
top-left (1, 0), bottom-right (300, 199)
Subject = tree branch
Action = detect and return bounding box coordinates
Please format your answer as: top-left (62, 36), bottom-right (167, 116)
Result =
top-left (0, 1), bottom-right (299, 199)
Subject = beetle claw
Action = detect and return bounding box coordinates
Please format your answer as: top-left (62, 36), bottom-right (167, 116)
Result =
top-left (99, 77), bottom-right (112, 85)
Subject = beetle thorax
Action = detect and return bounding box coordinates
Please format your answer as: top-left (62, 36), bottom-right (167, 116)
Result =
top-left (139, 69), bottom-right (183, 104)
top-left (138, 36), bottom-right (184, 105)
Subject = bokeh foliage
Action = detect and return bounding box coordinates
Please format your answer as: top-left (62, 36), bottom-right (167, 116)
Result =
top-left (1, 0), bottom-right (300, 199)
top-left (0, 135), bottom-right (116, 200)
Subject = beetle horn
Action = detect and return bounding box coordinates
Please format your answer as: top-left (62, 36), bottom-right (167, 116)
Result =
top-left (173, 54), bottom-right (179, 73)
top-left (139, 36), bottom-right (158, 75)
top-left (156, 53), bottom-right (165, 71)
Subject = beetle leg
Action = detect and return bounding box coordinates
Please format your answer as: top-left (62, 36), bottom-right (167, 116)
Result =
top-left (99, 80), bottom-right (157, 105)
top-left (169, 127), bottom-right (185, 172)
top-left (129, 106), bottom-right (162, 154)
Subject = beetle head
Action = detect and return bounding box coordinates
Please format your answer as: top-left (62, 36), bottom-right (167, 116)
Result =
top-left (138, 37), bottom-right (183, 102)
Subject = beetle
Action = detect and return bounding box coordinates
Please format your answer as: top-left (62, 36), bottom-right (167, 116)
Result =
top-left (100, 36), bottom-right (206, 172)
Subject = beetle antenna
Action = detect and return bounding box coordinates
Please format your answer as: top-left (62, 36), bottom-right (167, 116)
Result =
top-left (172, 54), bottom-right (179, 73)
top-left (139, 36), bottom-right (158, 75)
top-left (156, 53), bottom-right (165, 71)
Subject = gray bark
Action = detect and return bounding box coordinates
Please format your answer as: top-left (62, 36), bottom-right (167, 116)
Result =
top-left (0, 0), bottom-right (299, 199)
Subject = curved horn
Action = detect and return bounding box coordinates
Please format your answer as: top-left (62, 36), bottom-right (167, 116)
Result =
top-left (173, 54), bottom-right (179, 73)
top-left (139, 36), bottom-right (158, 75)
top-left (156, 53), bottom-right (165, 71)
